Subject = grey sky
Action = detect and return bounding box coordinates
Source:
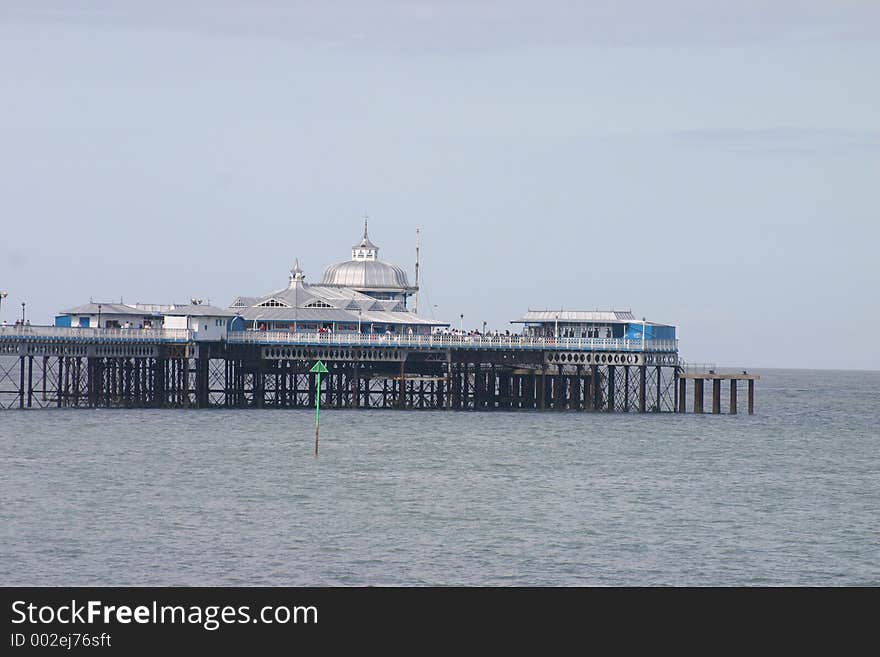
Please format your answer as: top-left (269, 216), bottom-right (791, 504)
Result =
top-left (2, 2), bottom-right (878, 369)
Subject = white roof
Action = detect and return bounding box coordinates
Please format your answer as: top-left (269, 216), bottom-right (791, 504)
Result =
top-left (512, 310), bottom-right (637, 323)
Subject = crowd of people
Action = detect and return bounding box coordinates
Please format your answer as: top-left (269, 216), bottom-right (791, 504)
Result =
top-left (433, 327), bottom-right (512, 338)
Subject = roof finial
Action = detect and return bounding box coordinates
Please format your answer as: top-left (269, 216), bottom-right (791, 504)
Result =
top-left (363, 212), bottom-right (369, 240)
top-left (289, 258), bottom-right (305, 286)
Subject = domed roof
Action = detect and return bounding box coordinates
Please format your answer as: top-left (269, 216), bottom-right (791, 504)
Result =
top-left (321, 259), bottom-right (411, 290)
top-left (320, 219), bottom-right (414, 292)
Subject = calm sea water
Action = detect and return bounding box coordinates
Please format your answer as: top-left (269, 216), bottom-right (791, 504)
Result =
top-left (1, 368), bottom-right (877, 586)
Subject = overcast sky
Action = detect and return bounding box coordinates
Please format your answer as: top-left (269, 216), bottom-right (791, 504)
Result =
top-left (1, 1), bottom-right (878, 369)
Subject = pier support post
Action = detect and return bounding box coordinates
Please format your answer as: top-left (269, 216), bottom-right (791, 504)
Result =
top-left (555, 364), bottom-right (564, 410)
top-left (729, 379), bottom-right (737, 415)
top-left (154, 358), bottom-right (166, 408)
top-left (590, 364), bottom-right (600, 410)
top-left (748, 379), bottom-right (755, 415)
top-left (607, 366), bottom-right (615, 412)
top-left (353, 361), bottom-right (360, 409)
top-left (694, 378), bottom-right (704, 414)
top-left (538, 364), bottom-right (547, 411)
top-left (655, 366), bottom-right (662, 413)
top-left (678, 376), bottom-right (686, 413)
top-left (196, 355), bottom-right (209, 408)
top-left (19, 356), bottom-right (25, 409)
top-left (27, 355), bottom-right (34, 408)
top-left (639, 365), bottom-right (647, 413)
top-left (87, 357), bottom-right (98, 407)
top-left (712, 379), bottom-right (721, 414)
top-left (254, 364), bottom-right (264, 409)
top-left (398, 360), bottom-right (406, 409)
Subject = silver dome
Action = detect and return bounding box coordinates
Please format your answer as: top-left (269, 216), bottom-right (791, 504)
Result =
top-left (320, 259), bottom-right (412, 290)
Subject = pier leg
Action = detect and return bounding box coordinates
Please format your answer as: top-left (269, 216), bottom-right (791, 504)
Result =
top-left (678, 376), bottom-right (686, 413)
top-left (154, 358), bottom-right (166, 408)
top-left (353, 362), bottom-right (360, 409)
top-left (398, 360), bottom-right (406, 409)
top-left (729, 379), bottom-right (737, 415)
top-left (607, 365), bottom-right (615, 412)
top-left (255, 364), bottom-right (264, 409)
top-left (655, 366), bottom-right (662, 413)
top-left (19, 356), bottom-right (25, 409)
top-left (27, 355), bottom-right (33, 408)
top-left (748, 379), bottom-right (755, 415)
top-left (712, 379), bottom-right (721, 414)
top-left (694, 378), bottom-right (704, 414)
top-left (474, 362), bottom-right (482, 409)
top-left (590, 364), bottom-right (599, 411)
top-left (623, 365), bottom-right (630, 412)
top-left (555, 365), bottom-right (564, 410)
top-left (538, 365), bottom-right (546, 411)
top-left (196, 356), bottom-right (209, 408)
top-left (639, 365), bottom-right (647, 413)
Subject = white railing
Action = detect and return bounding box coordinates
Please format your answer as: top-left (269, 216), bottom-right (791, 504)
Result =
top-left (0, 325), bottom-right (679, 352)
top-left (226, 330), bottom-right (678, 352)
top-left (0, 326), bottom-right (193, 341)
top-left (680, 361), bottom-right (717, 373)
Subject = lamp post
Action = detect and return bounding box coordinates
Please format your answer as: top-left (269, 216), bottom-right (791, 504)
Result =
top-left (97, 304), bottom-right (102, 329)
top-left (482, 320), bottom-right (487, 336)
top-left (555, 313), bottom-right (559, 340)
top-left (358, 309), bottom-right (362, 335)
top-left (0, 291), bottom-right (7, 322)
top-left (459, 313), bottom-right (464, 332)
top-left (21, 301), bottom-right (26, 324)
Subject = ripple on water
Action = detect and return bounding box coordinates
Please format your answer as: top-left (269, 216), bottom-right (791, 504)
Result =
top-left (1, 369), bottom-right (879, 585)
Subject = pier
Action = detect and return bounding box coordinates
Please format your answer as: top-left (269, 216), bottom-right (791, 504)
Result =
top-left (0, 327), bottom-right (702, 413)
top-left (0, 224), bottom-right (756, 414)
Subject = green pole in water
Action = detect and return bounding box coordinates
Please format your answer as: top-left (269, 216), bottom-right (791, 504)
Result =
top-left (310, 360), bottom-right (328, 455)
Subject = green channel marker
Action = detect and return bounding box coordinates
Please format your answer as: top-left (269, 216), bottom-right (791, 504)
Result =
top-left (310, 360), bottom-right (329, 455)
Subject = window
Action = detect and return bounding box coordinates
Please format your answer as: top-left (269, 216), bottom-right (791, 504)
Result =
top-left (304, 300), bottom-right (333, 308)
top-left (257, 298), bottom-right (289, 308)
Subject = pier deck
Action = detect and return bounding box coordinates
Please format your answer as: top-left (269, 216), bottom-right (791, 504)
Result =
top-left (0, 326), bottom-right (752, 414)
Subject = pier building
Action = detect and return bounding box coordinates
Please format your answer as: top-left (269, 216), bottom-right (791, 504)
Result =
top-left (228, 258), bottom-right (440, 335)
top-left (55, 302), bottom-right (236, 340)
top-left (513, 310), bottom-right (676, 341)
top-left (0, 220), bottom-right (756, 414)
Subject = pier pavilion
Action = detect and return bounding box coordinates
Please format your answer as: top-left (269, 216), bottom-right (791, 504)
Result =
top-left (228, 258), bottom-right (442, 336)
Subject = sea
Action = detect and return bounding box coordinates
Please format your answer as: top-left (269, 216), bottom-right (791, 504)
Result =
top-left (1, 368), bottom-right (877, 586)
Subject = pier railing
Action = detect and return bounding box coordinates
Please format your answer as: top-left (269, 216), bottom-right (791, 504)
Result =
top-left (0, 326), bottom-right (193, 343)
top-left (226, 331), bottom-right (678, 352)
top-left (680, 362), bottom-right (718, 373)
top-left (0, 326), bottom-right (678, 352)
